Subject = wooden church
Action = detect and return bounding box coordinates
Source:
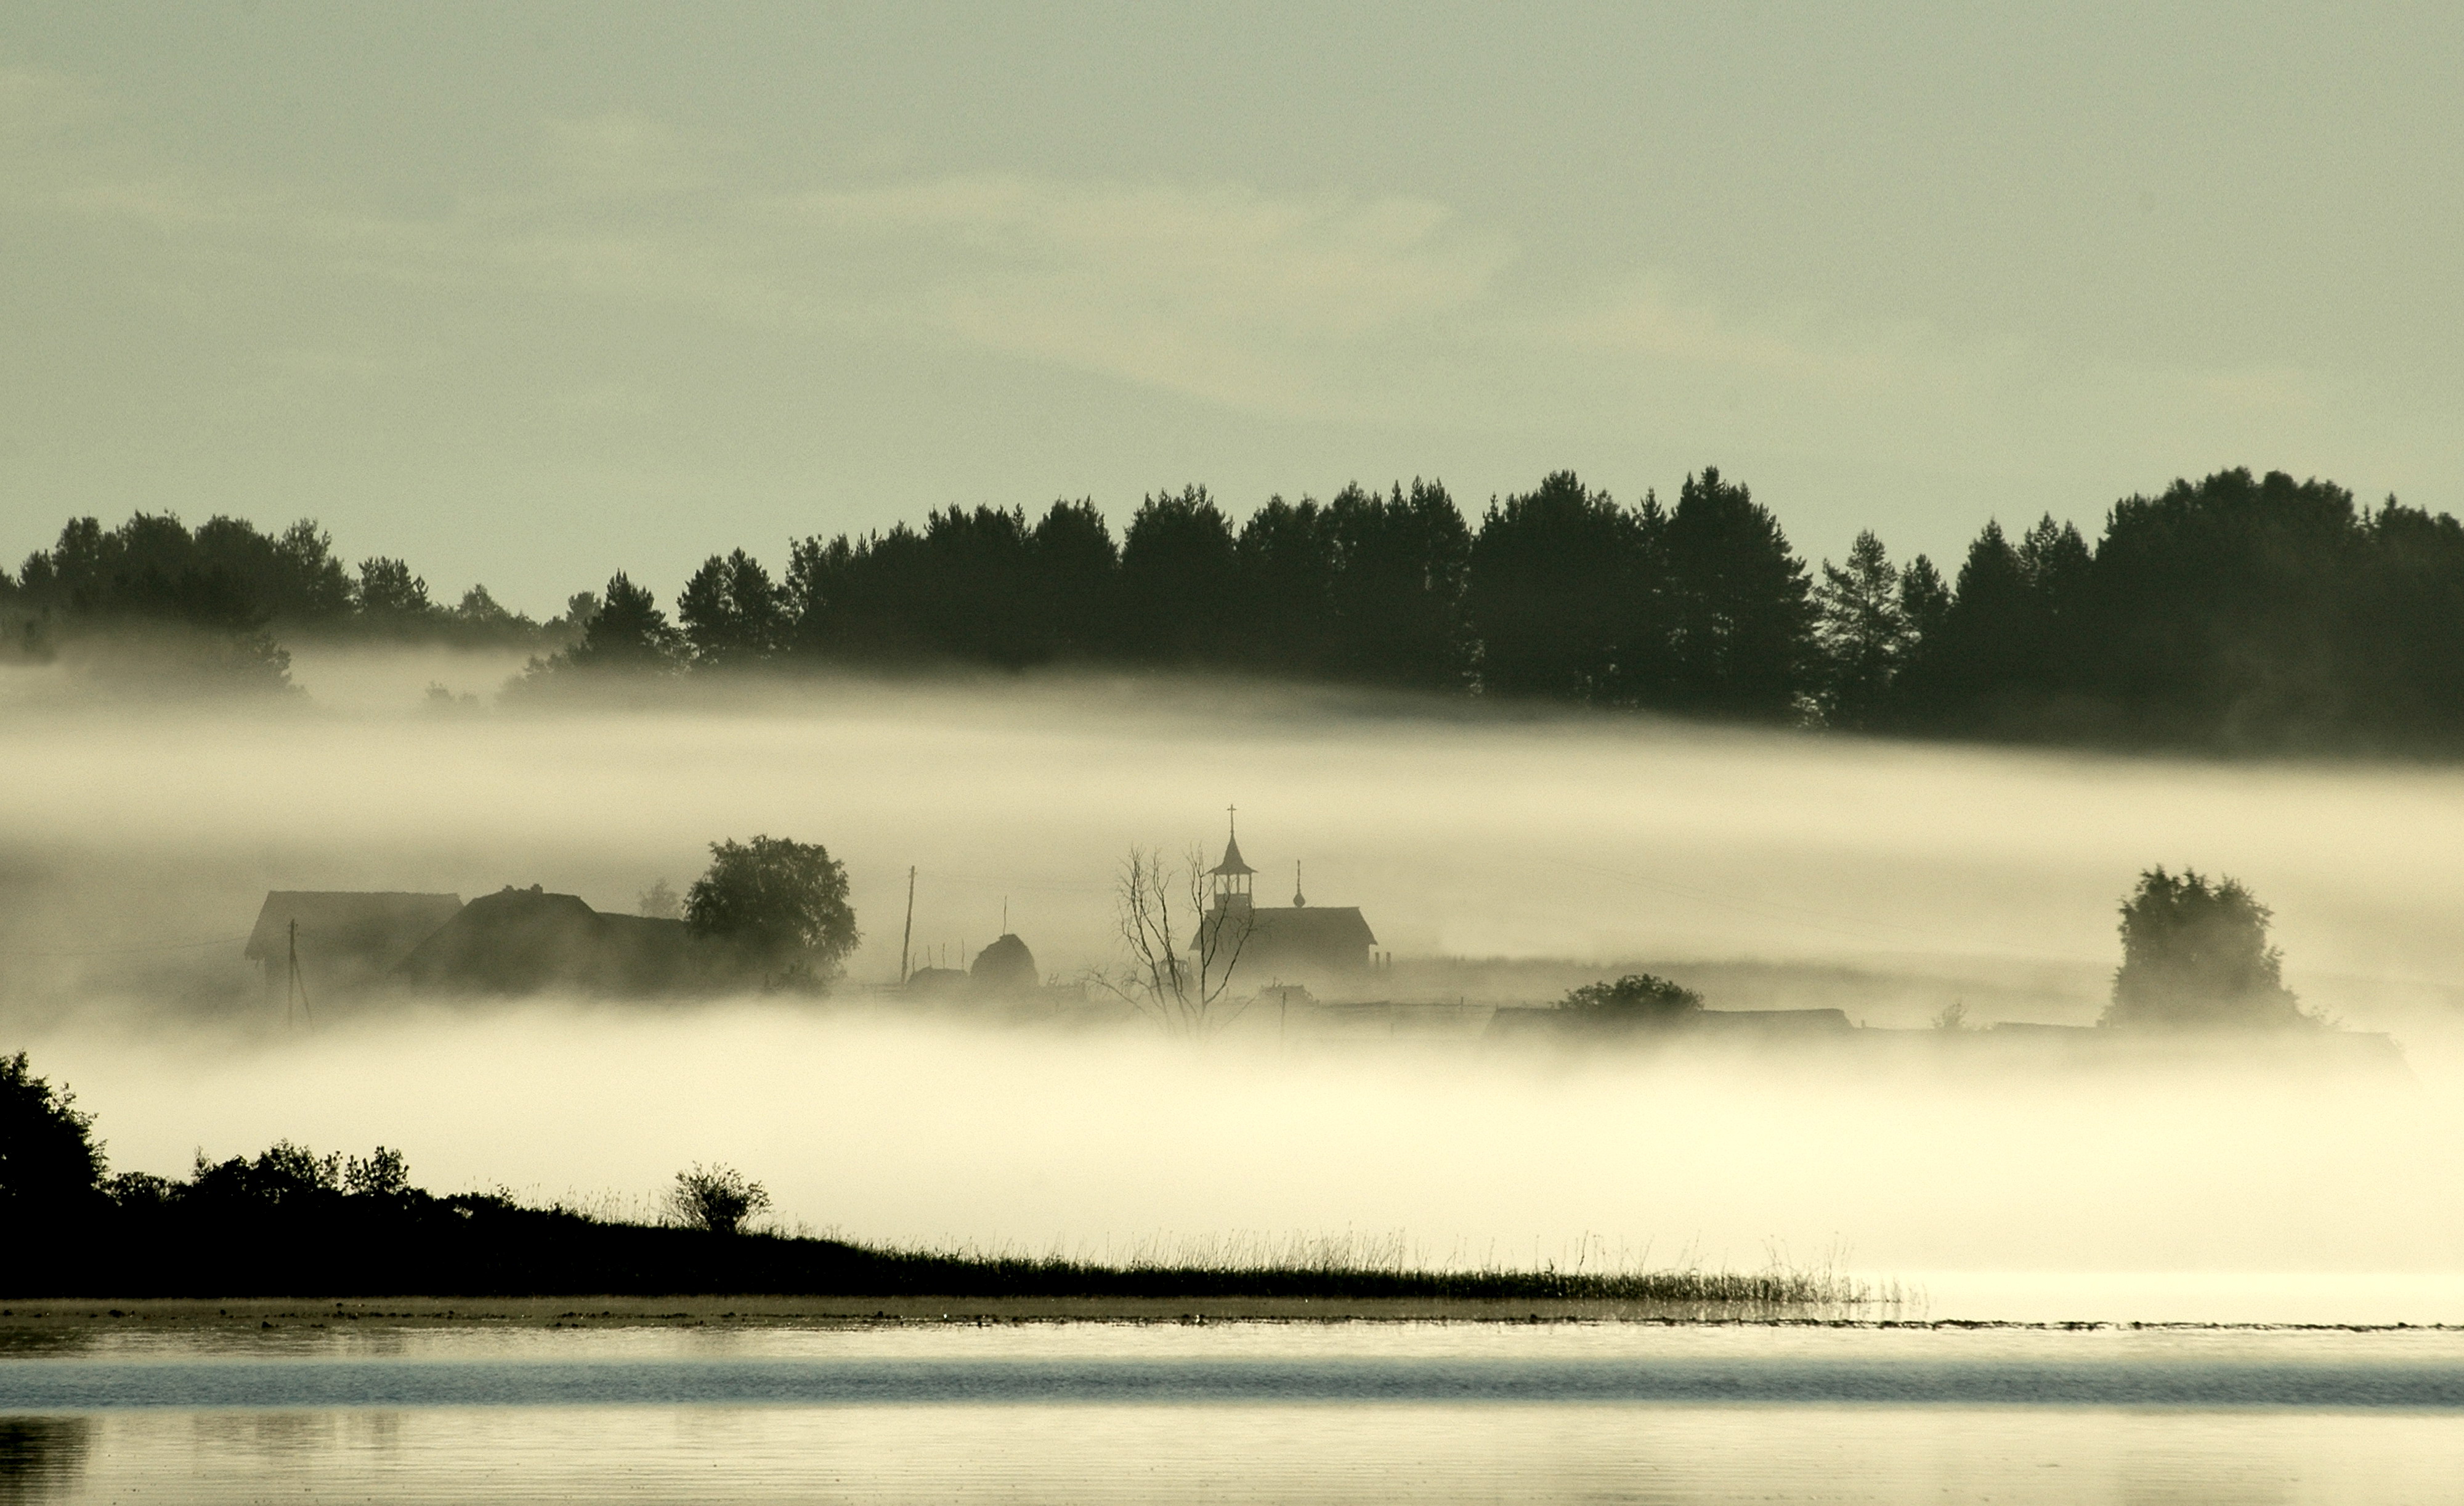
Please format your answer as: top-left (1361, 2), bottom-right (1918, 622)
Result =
top-left (1197, 814), bottom-right (1379, 980)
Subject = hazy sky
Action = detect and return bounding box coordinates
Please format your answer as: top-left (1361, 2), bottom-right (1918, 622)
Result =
top-left (5, 2), bottom-right (2460, 613)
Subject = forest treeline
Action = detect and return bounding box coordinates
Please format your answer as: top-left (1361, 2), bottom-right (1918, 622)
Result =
top-left (8, 465), bottom-right (2464, 751)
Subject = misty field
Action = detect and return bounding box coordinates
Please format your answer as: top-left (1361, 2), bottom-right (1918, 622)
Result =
top-left (6, 656), bottom-right (2464, 1311)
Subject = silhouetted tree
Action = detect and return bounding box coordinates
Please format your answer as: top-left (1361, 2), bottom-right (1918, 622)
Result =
top-left (192, 516), bottom-right (354, 624)
top-left (2084, 470), bottom-right (2361, 744)
top-left (555, 572), bottom-right (685, 672)
top-left (1464, 471), bottom-right (1660, 702)
top-left (1234, 495), bottom-right (1336, 674)
top-left (2349, 500), bottom-right (2464, 741)
top-left (1119, 486), bottom-right (1239, 664)
top-left (784, 526), bottom-right (939, 664)
top-left (1324, 480), bottom-right (1473, 690)
top-left (678, 549), bottom-right (788, 667)
top-left (1029, 499), bottom-right (1121, 660)
top-left (1814, 530), bottom-right (1906, 727)
top-left (918, 505), bottom-right (1037, 666)
top-left (685, 835), bottom-right (859, 983)
top-left (28, 462), bottom-right (2464, 751)
top-left (354, 557), bottom-right (436, 623)
top-left (1661, 467), bottom-right (1812, 718)
top-left (1, 1052), bottom-right (107, 1228)
top-left (186, 1139), bottom-right (343, 1208)
top-left (343, 1147), bottom-right (411, 1197)
top-left (1897, 554), bottom-right (1951, 654)
top-left (2101, 868), bottom-right (2308, 1029)
top-left (1895, 519), bottom-right (2036, 728)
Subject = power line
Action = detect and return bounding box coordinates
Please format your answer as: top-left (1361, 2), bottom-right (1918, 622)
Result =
top-left (0, 933), bottom-right (250, 959)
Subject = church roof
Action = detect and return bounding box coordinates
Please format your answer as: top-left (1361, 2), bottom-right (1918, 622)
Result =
top-left (1241, 905), bottom-right (1378, 948)
top-left (1210, 832), bottom-right (1256, 876)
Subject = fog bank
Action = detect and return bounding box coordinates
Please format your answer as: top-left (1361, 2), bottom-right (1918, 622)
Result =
top-left (9, 661), bottom-right (2464, 1317)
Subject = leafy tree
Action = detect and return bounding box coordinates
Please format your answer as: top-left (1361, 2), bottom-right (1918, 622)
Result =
top-left (1661, 467), bottom-right (1812, 718)
top-left (2101, 867), bottom-right (2308, 1028)
top-left (1, 1051), bottom-right (107, 1226)
top-left (677, 549), bottom-right (788, 667)
top-left (637, 877), bottom-right (683, 920)
top-left (667, 1163), bottom-right (770, 1235)
top-left (686, 834), bottom-right (859, 982)
top-left (1557, 973), bottom-right (1704, 1018)
top-left (1814, 530), bottom-right (1907, 728)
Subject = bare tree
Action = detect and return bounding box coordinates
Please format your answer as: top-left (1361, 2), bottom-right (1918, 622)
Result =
top-left (1098, 844), bottom-right (1255, 1036)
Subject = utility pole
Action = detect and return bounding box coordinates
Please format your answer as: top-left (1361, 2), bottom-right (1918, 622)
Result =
top-left (899, 866), bottom-right (916, 985)
top-left (285, 918), bottom-right (312, 1028)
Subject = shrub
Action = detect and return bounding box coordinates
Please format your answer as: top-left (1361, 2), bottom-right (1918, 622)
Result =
top-left (667, 1163), bottom-right (771, 1235)
top-left (1557, 973), bottom-right (1703, 1017)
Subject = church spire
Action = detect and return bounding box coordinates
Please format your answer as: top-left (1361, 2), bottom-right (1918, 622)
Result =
top-left (1209, 804), bottom-right (1255, 876)
top-left (1292, 860), bottom-right (1307, 908)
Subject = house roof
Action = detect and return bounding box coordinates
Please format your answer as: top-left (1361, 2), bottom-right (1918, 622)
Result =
top-left (243, 891), bottom-right (464, 966)
top-left (393, 885), bottom-right (717, 996)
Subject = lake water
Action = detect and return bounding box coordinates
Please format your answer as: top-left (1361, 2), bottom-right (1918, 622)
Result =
top-left (6, 1321), bottom-right (2464, 1503)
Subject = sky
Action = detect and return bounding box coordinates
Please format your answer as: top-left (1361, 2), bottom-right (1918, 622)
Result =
top-left (4, 1), bottom-right (2462, 615)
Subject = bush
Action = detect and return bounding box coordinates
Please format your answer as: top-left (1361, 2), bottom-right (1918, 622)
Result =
top-left (1557, 973), bottom-right (1703, 1017)
top-left (668, 1163), bottom-right (771, 1235)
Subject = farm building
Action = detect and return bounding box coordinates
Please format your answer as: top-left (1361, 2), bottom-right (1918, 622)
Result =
top-left (243, 890), bottom-right (464, 998)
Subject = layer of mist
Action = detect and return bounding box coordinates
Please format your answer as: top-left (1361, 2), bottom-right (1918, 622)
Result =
top-left (9, 653), bottom-right (2464, 1317)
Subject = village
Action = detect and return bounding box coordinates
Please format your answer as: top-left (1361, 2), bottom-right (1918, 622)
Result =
top-left (237, 816), bottom-right (2408, 1072)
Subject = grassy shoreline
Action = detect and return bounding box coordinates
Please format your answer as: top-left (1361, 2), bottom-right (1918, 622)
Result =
top-left (6, 1296), bottom-right (2457, 1333)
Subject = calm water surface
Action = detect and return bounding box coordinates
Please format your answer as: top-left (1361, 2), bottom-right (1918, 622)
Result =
top-left (6, 1322), bottom-right (2463, 1503)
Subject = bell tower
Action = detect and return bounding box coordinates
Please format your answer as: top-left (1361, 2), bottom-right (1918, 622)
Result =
top-left (1209, 805), bottom-right (1255, 916)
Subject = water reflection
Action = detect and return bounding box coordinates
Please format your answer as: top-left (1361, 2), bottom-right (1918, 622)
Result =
top-left (4, 1324), bottom-right (2463, 1503)
top-left (0, 1418), bottom-right (86, 1504)
top-left (4, 1404), bottom-right (2460, 1504)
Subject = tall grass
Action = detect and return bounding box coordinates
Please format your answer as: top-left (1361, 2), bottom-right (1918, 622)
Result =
top-left (501, 1187), bottom-right (1900, 1309)
top-left (859, 1227), bottom-right (1899, 1308)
